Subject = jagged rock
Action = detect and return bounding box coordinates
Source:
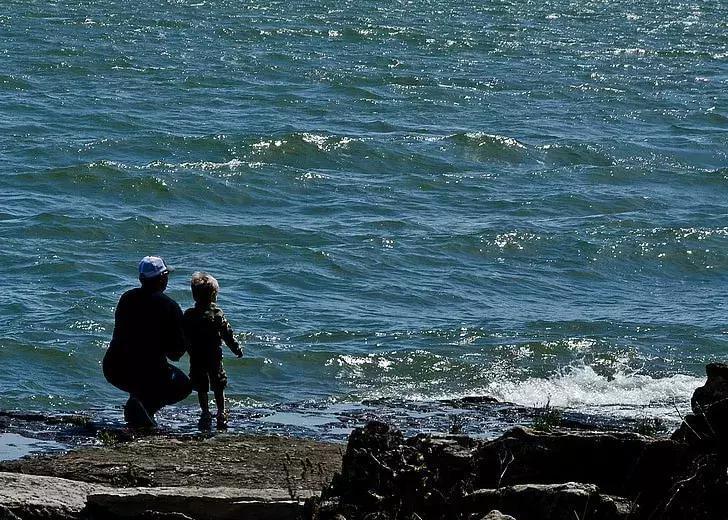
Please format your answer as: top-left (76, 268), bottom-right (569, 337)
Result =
top-left (647, 454), bottom-right (728, 520)
top-left (85, 487), bottom-right (316, 520)
top-left (321, 422), bottom-right (483, 519)
top-left (480, 510), bottom-right (516, 520)
top-left (692, 363), bottom-right (728, 412)
top-left (324, 420), bottom-right (407, 510)
top-left (627, 439), bottom-right (698, 518)
top-left (0, 471), bottom-right (110, 519)
top-left (672, 363), bottom-right (728, 450)
top-left (474, 427), bottom-right (689, 497)
top-left (315, 421), bottom-right (704, 520)
top-left (460, 482), bottom-right (631, 520)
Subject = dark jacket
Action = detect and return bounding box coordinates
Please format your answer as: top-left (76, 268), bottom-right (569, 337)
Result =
top-left (183, 302), bottom-right (242, 366)
top-left (105, 287), bottom-right (187, 384)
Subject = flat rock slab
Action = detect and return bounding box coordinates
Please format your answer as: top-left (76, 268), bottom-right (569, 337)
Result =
top-left (0, 472), bottom-right (316, 520)
top-left (0, 433), bottom-right (342, 491)
top-left (86, 487), bottom-right (315, 520)
top-left (461, 482), bottom-right (632, 520)
top-left (0, 471), bottom-right (111, 519)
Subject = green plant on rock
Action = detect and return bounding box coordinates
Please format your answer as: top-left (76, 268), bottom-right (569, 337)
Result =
top-left (97, 429), bottom-right (121, 446)
top-left (635, 416), bottom-right (666, 436)
top-left (532, 400), bottom-right (562, 432)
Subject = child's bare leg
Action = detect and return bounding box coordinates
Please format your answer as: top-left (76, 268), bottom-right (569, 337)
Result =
top-left (213, 389), bottom-right (225, 416)
top-left (198, 391), bottom-right (210, 415)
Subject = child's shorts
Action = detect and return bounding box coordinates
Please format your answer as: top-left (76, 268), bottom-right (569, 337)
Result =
top-left (189, 360), bottom-right (227, 393)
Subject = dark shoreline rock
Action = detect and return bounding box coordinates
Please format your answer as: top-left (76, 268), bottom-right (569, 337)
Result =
top-left (311, 421), bottom-right (647, 520)
top-left (308, 418), bottom-right (728, 520)
top-left (672, 362), bottom-right (728, 450)
top-left (308, 362), bottom-right (728, 520)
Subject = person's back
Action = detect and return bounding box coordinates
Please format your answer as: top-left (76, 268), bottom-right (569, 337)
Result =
top-left (110, 286), bottom-right (186, 377)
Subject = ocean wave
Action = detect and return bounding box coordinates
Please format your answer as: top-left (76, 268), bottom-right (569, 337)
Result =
top-left (63, 133), bottom-right (369, 174)
top-left (326, 352), bottom-right (702, 420)
top-left (586, 226), bottom-right (728, 272)
top-left (447, 132), bottom-right (530, 163)
top-left (487, 364), bottom-right (703, 417)
top-left (250, 133), bottom-right (355, 155)
top-left (0, 74), bottom-right (31, 91)
top-left (538, 143), bottom-right (616, 167)
top-left (11, 161), bottom-right (172, 197)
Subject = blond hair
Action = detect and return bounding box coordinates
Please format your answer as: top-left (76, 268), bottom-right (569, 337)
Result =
top-left (190, 271), bottom-right (219, 304)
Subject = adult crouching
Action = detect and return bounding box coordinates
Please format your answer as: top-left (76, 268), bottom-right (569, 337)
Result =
top-left (103, 256), bottom-right (192, 427)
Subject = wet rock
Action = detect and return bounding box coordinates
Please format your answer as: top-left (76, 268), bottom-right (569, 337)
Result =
top-left (460, 483), bottom-right (631, 520)
top-left (0, 433), bottom-right (341, 492)
top-left (441, 396), bottom-right (500, 408)
top-left (672, 362), bottom-right (728, 450)
top-left (85, 487), bottom-right (314, 520)
top-left (0, 471), bottom-right (110, 519)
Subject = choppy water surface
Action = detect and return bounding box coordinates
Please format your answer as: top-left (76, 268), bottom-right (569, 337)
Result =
top-left (1, 0), bottom-right (726, 438)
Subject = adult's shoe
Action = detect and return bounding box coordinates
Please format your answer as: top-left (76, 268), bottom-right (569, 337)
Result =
top-left (123, 397), bottom-right (157, 429)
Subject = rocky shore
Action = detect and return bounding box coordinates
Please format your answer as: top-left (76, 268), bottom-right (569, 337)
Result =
top-left (0, 363), bottom-right (725, 519)
top-left (311, 362), bottom-right (728, 520)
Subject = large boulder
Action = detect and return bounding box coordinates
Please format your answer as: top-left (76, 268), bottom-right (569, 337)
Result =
top-left (474, 427), bottom-right (691, 498)
top-left (672, 363), bottom-right (728, 450)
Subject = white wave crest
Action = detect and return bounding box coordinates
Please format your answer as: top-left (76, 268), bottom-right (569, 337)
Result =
top-left (488, 364), bottom-right (703, 417)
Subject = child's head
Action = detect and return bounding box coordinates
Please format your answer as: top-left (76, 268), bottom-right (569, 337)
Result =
top-left (191, 272), bottom-right (219, 304)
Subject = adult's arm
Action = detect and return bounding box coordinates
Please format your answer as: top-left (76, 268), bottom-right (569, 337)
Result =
top-left (164, 299), bottom-right (188, 361)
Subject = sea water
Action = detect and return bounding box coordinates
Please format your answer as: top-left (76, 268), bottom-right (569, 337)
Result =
top-left (0, 0), bottom-right (726, 437)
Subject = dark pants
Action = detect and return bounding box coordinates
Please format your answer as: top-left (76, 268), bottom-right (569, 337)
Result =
top-left (103, 348), bottom-right (192, 415)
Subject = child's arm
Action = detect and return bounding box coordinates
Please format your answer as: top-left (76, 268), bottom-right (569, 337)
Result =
top-left (216, 309), bottom-right (243, 358)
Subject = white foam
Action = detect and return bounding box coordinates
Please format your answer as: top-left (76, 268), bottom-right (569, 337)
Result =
top-left (487, 364), bottom-right (703, 418)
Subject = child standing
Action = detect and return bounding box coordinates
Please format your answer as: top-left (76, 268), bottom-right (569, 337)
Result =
top-left (183, 272), bottom-right (243, 429)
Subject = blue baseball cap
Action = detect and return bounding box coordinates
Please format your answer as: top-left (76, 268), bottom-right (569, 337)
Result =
top-left (138, 256), bottom-right (171, 279)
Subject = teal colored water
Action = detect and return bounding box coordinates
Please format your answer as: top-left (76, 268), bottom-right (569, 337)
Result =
top-left (1, 0), bottom-right (726, 432)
